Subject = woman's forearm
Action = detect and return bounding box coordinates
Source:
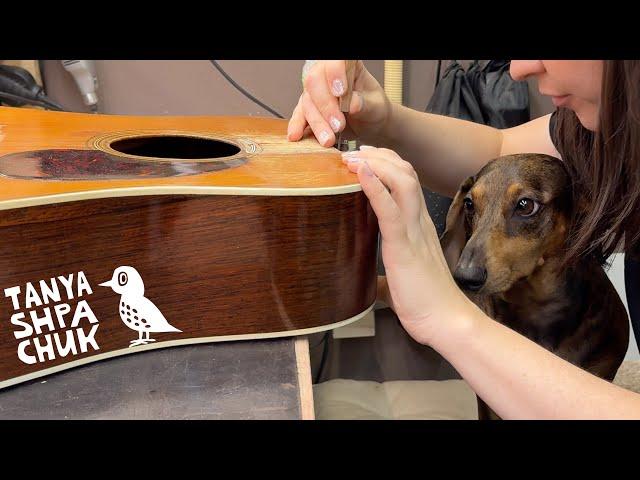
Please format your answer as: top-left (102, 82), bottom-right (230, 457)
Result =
top-left (374, 103), bottom-right (504, 197)
top-left (431, 305), bottom-right (640, 419)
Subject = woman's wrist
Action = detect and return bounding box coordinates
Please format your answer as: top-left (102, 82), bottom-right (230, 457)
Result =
top-left (356, 99), bottom-right (399, 148)
top-left (375, 101), bottom-right (402, 149)
top-left (420, 296), bottom-right (485, 353)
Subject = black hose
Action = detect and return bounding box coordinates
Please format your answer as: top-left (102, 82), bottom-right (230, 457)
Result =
top-left (209, 60), bottom-right (284, 119)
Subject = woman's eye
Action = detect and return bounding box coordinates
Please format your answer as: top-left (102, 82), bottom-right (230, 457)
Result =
top-left (463, 198), bottom-right (474, 213)
top-left (515, 198), bottom-right (540, 217)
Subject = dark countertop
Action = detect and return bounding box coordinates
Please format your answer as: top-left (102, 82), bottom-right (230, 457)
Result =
top-left (0, 337), bottom-right (309, 419)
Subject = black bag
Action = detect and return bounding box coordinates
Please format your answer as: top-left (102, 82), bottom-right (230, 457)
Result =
top-left (423, 60), bottom-right (530, 235)
top-left (467, 60), bottom-right (530, 128)
top-left (425, 61), bottom-right (485, 124)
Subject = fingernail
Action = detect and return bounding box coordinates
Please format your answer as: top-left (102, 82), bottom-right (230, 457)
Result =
top-left (341, 151), bottom-right (361, 163)
top-left (332, 79), bottom-right (345, 96)
top-left (319, 131), bottom-right (331, 145)
top-left (359, 145), bottom-right (375, 150)
top-left (362, 161), bottom-right (375, 177)
top-left (330, 116), bottom-right (342, 133)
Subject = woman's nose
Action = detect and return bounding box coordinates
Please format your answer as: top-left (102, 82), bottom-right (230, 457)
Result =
top-left (509, 60), bottom-right (545, 81)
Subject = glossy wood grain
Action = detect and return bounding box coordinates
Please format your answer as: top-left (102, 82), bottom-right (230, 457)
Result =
top-left (0, 193), bottom-right (378, 387)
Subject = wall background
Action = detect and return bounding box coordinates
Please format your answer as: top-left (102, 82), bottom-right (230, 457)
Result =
top-left (42, 60), bottom-right (554, 118)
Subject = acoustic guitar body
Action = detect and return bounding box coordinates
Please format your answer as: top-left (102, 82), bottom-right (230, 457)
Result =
top-left (0, 107), bottom-right (378, 389)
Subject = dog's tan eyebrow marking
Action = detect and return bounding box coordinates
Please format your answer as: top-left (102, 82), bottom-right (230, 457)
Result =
top-left (471, 184), bottom-right (485, 200)
top-left (541, 191), bottom-right (553, 203)
top-left (507, 183), bottom-right (523, 198)
top-left (468, 184), bottom-right (486, 213)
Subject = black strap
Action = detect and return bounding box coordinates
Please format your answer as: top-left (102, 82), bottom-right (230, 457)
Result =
top-left (548, 109), bottom-right (559, 149)
top-left (625, 257), bottom-right (640, 350)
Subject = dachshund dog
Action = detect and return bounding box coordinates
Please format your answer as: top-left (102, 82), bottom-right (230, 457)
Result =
top-left (440, 153), bottom-right (629, 420)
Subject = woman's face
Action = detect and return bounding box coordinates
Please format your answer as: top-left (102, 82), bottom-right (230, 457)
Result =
top-left (510, 61), bottom-right (603, 131)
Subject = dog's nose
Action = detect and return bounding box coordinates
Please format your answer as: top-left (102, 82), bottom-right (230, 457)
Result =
top-left (453, 266), bottom-right (487, 292)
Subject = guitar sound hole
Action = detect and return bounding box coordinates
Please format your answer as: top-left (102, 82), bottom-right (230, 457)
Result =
top-left (110, 135), bottom-right (241, 159)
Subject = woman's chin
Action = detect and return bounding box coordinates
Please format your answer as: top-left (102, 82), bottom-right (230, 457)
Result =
top-left (573, 107), bottom-right (600, 132)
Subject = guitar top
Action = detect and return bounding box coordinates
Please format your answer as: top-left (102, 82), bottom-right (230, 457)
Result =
top-left (0, 106), bottom-right (360, 211)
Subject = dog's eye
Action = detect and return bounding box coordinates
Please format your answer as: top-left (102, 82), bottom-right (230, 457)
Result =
top-left (463, 198), bottom-right (474, 213)
top-left (515, 198), bottom-right (540, 217)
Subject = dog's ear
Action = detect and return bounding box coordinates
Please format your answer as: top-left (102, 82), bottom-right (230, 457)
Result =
top-left (440, 176), bottom-right (475, 271)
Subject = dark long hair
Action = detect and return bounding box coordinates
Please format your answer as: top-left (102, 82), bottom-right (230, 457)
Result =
top-left (554, 60), bottom-right (640, 265)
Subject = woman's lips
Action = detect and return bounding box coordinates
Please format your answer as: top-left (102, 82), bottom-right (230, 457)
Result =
top-left (551, 95), bottom-right (570, 107)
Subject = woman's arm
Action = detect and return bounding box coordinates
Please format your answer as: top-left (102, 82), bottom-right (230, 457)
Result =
top-left (343, 146), bottom-right (640, 420)
top-left (379, 105), bottom-right (561, 197)
top-left (434, 306), bottom-right (640, 420)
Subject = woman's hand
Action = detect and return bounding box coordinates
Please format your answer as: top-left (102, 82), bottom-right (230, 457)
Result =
top-left (342, 146), bottom-right (478, 346)
top-left (288, 61), bottom-right (392, 148)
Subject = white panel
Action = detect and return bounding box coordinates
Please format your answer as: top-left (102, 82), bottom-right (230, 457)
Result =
top-left (606, 253), bottom-right (639, 360)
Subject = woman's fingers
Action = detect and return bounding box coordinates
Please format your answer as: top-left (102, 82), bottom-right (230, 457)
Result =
top-left (289, 60), bottom-right (391, 146)
top-left (325, 60), bottom-right (367, 118)
top-left (356, 161), bottom-right (406, 243)
top-left (303, 62), bottom-right (346, 136)
top-left (323, 61), bottom-right (368, 119)
top-left (343, 150), bottom-right (422, 215)
top-left (289, 61), bottom-right (346, 145)
top-left (324, 60), bottom-right (348, 97)
top-left (349, 91), bottom-right (366, 115)
top-left (348, 146), bottom-right (417, 177)
top-left (343, 150), bottom-right (412, 187)
top-left (346, 147), bottom-right (439, 251)
top-left (301, 91), bottom-right (335, 147)
top-left (287, 95), bottom-right (307, 141)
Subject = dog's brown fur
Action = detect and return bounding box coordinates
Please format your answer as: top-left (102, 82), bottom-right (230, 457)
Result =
top-left (440, 154), bottom-right (629, 420)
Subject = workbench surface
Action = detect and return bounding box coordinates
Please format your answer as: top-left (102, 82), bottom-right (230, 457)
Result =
top-left (0, 337), bottom-right (313, 419)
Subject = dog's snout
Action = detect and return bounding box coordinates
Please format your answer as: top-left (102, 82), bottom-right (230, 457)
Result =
top-left (453, 266), bottom-right (487, 292)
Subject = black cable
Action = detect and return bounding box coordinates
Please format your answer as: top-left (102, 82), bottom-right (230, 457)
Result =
top-left (36, 94), bottom-right (65, 111)
top-left (209, 60), bottom-right (284, 119)
top-left (38, 60), bottom-right (48, 94)
top-left (0, 91), bottom-right (64, 111)
top-left (0, 64), bottom-right (66, 111)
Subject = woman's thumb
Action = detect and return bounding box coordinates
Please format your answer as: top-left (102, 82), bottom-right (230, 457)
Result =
top-left (376, 275), bottom-right (393, 311)
top-left (349, 90), bottom-right (368, 116)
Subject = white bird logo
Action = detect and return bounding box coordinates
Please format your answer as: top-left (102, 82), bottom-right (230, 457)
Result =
top-left (99, 266), bottom-right (182, 347)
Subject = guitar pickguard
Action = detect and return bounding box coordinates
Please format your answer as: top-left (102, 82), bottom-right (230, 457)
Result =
top-left (0, 149), bottom-right (248, 180)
